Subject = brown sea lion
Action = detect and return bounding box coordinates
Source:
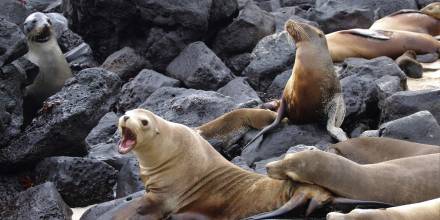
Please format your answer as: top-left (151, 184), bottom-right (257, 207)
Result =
top-left (266, 150), bottom-right (440, 205)
top-left (327, 198), bottom-right (440, 220)
top-left (243, 19), bottom-right (348, 149)
top-left (327, 29), bottom-right (440, 62)
top-left (111, 109), bottom-right (383, 220)
top-left (370, 3), bottom-right (440, 36)
top-left (328, 137), bottom-right (440, 164)
top-left (395, 50), bottom-right (423, 78)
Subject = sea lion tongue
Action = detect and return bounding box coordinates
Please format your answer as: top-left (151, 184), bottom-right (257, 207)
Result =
top-left (118, 127), bottom-right (136, 154)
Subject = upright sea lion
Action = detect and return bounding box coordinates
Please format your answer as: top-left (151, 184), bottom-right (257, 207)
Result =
top-left (244, 19), bottom-right (348, 148)
top-left (327, 198), bottom-right (440, 220)
top-left (327, 29), bottom-right (440, 62)
top-left (370, 3), bottom-right (440, 36)
top-left (395, 50), bottom-right (423, 78)
top-left (22, 12), bottom-right (72, 125)
top-left (266, 150), bottom-right (440, 205)
top-left (112, 109), bottom-right (382, 220)
top-left (328, 137), bottom-right (440, 164)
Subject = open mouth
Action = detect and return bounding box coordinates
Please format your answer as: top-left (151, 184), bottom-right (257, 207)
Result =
top-left (30, 27), bottom-right (51, 43)
top-left (118, 127), bottom-right (136, 154)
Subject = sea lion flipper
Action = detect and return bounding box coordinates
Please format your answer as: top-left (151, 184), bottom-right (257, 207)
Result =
top-left (243, 193), bottom-right (308, 220)
top-left (242, 98), bottom-right (287, 150)
top-left (331, 197), bottom-right (395, 211)
top-left (341, 29), bottom-right (392, 40)
top-left (325, 94), bottom-right (348, 142)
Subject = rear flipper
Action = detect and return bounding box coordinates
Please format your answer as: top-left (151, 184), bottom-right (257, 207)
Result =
top-left (326, 93), bottom-right (348, 142)
top-left (416, 53), bottom-right (439, 63)
top-left (242, 97), bottom-right (287, 150)
top-left (396, 50), bottom-right (423, 78)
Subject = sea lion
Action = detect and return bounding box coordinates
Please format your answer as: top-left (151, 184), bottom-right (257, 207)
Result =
top-left (22, 12), bottom-right (72, 125)
top-left (328, 137), bottom-right (440, 164)
top-left (370, 3), bottom-right (440, 36)
top-left (327, 29), bottom-right (440, 62)
top-left (266, 150), bottom-right (440, 205)
top-left (327, 198), bottom-right (440, 220)
top-left (395, 50), bottom-right (423, 78)
top-left (112, 109), bottom-right (381, 220)
top-left (244, 19), bottom-right (348, 148)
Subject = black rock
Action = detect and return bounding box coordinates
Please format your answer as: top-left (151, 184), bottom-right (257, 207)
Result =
top-left (64, 43), bottom-right (99, 74)
top-left (0, 174), bottom-right (26, 205)
top-left (0, 182), bottom-right (72, 220)
top-left (0, 18), bottom-right (28, 67)
top-left (80, 191), bottom-right (144, 220)
top-left (167, 42), bottom-right (234, 90)
top-left (225, 53), bottom-right (253, 75)
top-left (209, 0), bottom-right (238, 26)
top-left (27, 0), bottom-right (60, 11)
top-left (253, 0), bottom-right (282, 12)
top-left (339, 57), bottom-right (407, 132)
top-left (116, 69), bottom-right (181, 114)
top-left (87, 143), bottom-right (135, 170)
top-left (271, 6), bottom-right (320, 32)
top-left (58, 29), bottom-right (86, 54)
top-left (281, 0), bottom-right (316, 8)
top-left (416, 0), bottom-right (438, 8)
top-left (380, 89), bottom-right (440, 124)
top-left (85, 112), bottom-right (118, 149)
top-left (243, 32), bottom-right (295, 91)
top-left (0, 68), bottom-right (121, 172)
top-left (213, 1), bottom-right (275, 56)
top-left (217, 77), bottom-right (262, 105)
top-left (0, 0), bottom-right (31, 26)
top-left (140, 87), bottom-right (237, 127)
top-left (101, 47), bottom-right (151, 82)
top-left (241, 123), bottom-right (333, 164)
top-left (116, 158), bottom-right (144, 199)
top-left (231, 156), bottom-right (254, 172)
top-left (311, 0), bottom-right (417, 33)
top-left (34, 156), bottom-right (117, 207)
top-left (265, 69), bottom-right (291, 100)
top-left (0, 58), bottom-right (38, 148)
top-left (378, 111), bottom-right (440, 145)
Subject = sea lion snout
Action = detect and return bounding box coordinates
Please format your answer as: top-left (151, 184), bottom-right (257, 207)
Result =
top-left (326, 212), bottom-right (347, 220)
top-left (24, 12), bottom-right (53, 42)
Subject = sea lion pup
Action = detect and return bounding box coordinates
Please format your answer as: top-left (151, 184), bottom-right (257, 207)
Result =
top-left (327, 198), bottom-right (440, 220)
top-left (328, 137), bottom-right (440, 164)
top-left (244, 20), bottom-right (348, 148)
top-left (326, 29), bottom-right (440, 63)
top-left (22, 12), bottom-right (72, 125)
top-left (395, 50), bottom-right (423, 78)
top-left (370, 2), bottom-right (440, 36)
top-left (266, 150), bottom-right (440, 205)
top-left (113, 109), bottom-right (382, 220)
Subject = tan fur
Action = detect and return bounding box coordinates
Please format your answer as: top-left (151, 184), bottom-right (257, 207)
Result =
top-left (266, 150), bottom-right (440, 205)
top-left (327, 29), bottom-right (440, 62)
top-left (370, 3), bottom-right (440, 36)
top-left (328, 137), bottom-right (440, 164)
top-left (113, 109), bottom-right (333, 219)
top-left (327, 198), bottom-right (440, 220)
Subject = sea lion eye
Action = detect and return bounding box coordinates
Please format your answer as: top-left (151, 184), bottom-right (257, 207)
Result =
top-left (141, 119), bottom-right (149, 126)
top-left (47, 19), bottom-right (52, 25)
top-left (32, 20), bottom-right (37, 24)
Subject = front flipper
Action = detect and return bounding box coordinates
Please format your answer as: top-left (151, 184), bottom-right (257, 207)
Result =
top-left (325, 93), bottom-right (348, 142)
top-left (340, 29), bottom-right (392, 40)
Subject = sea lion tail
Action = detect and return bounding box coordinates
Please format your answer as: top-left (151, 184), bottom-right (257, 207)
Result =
top-left (331, 197), bottom-right (395, 211)
top-left (242, 98), bottom-right (286, 151)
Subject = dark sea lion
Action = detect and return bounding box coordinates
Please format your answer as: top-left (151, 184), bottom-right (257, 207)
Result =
top-left (395, 50), bottom-right (423, 78)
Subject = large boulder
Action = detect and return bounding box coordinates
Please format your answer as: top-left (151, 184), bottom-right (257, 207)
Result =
top-left (34, 157), bottom-right (117, 207)
top-left (167, 42), bottom-right (234, 90)
top-left (116, 69), bottom-right (181, 113)
top-left (140, 87), bottom-right (238, 127)
top-left (116, 158), bottom-right (144, 198)
top-left (339, 57), bottom-right (407, 133)
top-left (378, 111), bottom-right (440, 145)
top-left (87, 143), bottom-right (135, 170)
top-left (0, 174), bottom-right (26, 205)
top-left (0, 68), bottom-right (121, 172)
top-left (85, 112), bottom-right (118, 149)
top-left (241, 123), bottom-right (333, 164)
top-left (0, 182), bottom-right (72, 220)
top-left (0, 18), bottom-right (28, 67)
top-left (209, 0), bottom-right (238, 26)
top-left (217, 77), bottom-right (262, 106)
top-left (243, 32), bottom-right (295, 92)
top-left (265, 69), bottom-right (291, 100)
top-left (380, 89), bottom-right (440, 124)
top-left (212, 1), bottom-right (275, 56)
top-left (310, 0), bottom-right (417, 33)
top-left (101, 47), bottom-right (151, 82)
top-left (0, 0), bottom-right (31, 25)
top-left (271, 6), bottom-right (319, 32)
top-left (0, 58), bottom-right (38, 148)
top-left (225, 53), bottom-right (252, 75)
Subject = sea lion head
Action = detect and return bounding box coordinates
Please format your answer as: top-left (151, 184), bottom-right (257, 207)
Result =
top-left (23, 12), bottom-right (54, 43)
top-left (421, 2), bottom-right (440, 19)
top-left (118, 109), bottom-right (161, 154)
top-left (284, 19), bottom-right (325, 44)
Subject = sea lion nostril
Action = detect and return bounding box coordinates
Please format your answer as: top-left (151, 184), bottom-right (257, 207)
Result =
top-left (124, 116), bottom-right (129, 122)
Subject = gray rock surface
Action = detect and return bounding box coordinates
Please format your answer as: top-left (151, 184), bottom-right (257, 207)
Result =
top-left (0, 18), bottom-right (28, 67)
top-left (116, 158), bottom-right (144, 199)
top-left (87, 143), bottom-right (134, 170)
top-left (217, 77), bottom-right (262, 105)
top-left (85, 112), bottom-right (118, 149)
top-left (101, 47), bottom-right (151, 82)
